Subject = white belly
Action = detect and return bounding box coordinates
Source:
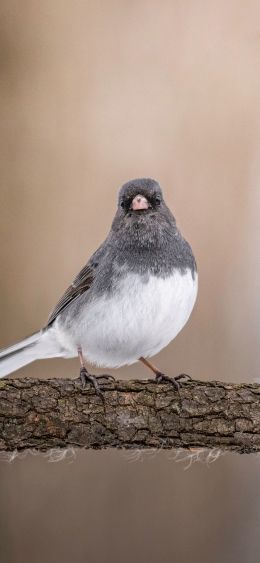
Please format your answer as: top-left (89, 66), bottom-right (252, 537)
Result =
top-left (56, 269), bottom-right (198, 368)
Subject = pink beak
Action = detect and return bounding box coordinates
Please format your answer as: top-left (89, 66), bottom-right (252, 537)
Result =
top-left (131, 194), bottom-right (150, 211)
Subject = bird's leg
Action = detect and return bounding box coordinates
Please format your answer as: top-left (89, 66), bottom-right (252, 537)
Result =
top-left (139, 357), bottom-right (192, 390)
top-left (77, 348), bottom-right (114, 399)
top-left (78, 348), bottom-right (102, 397)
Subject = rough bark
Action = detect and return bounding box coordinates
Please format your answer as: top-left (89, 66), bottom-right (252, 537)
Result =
top-left (0, 377), bottom-right (260, 453)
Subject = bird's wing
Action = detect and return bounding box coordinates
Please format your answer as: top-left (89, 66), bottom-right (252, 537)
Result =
top-left (46, 244), bottom-right (105, 326)
top-left (46, 262), bottom-right (95, 326)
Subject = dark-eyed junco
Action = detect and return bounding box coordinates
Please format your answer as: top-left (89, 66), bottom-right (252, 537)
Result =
top-left (0, 178), bottom-right (198, 395)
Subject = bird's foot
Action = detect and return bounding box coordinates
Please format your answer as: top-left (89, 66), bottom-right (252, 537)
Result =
top-left (79, 367), bottom-right (105, 399)
top-left (155, 372), bottom-right (193, 391)
top-left (95, 374), bottom-right (115, 382)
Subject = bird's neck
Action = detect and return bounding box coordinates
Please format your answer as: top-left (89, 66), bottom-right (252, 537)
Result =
top-left (108, 223), bottom-right (196, 278)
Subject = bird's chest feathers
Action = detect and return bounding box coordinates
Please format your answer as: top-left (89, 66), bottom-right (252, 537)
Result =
top-left (74, 269), bottom-right (197, 367)
top-left (98, 271), bottom-right (193, 326)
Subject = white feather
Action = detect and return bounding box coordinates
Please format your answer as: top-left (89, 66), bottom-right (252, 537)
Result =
top-left (55, 269), bottom-right (198, 368)
top-left (0, 328), bottom-right (64, 378)
top-left (0, 270), bottom-right (198, 376)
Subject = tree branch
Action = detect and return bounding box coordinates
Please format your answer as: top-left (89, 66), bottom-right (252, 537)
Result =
top-left (0, 377), bottom-right (260, 453)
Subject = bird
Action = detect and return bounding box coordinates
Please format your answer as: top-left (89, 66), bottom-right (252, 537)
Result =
top-left (0, 178), bottom-right (198, 396)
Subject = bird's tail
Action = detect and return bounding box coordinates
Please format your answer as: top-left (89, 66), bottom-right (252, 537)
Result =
top-left (0, 329), bottom-right (63, 378)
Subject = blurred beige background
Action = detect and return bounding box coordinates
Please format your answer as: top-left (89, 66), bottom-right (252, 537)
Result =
top-left (1, 1), bottom-right (260, 562)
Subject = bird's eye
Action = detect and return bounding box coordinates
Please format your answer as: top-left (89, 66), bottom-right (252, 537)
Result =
top-left (120, 201), bottom-right (125, 208)
top-left (155, 197), bottom-right (161, 205)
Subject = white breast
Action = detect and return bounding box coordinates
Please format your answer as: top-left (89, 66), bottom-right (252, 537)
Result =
top-left (56, 269), bottom-right (198, 368)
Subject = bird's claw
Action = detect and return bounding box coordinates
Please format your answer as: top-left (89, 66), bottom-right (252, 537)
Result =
top-left (155, 372), bottom-right (193, 390)
top-left (79, 367), bottom-right (104, 400)
top-left (174, 373), bottom-right (193, 382)
top-left (95, 374), bottom-right (115, 382)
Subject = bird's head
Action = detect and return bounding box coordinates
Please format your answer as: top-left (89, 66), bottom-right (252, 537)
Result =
top-left (117, 178), bottom-right (164, 217)
top-left (110, 178), bottom-right (176, 247)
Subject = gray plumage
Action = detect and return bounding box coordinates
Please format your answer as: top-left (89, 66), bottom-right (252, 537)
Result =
top-left (0, 178), bottom-right (198, 377)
